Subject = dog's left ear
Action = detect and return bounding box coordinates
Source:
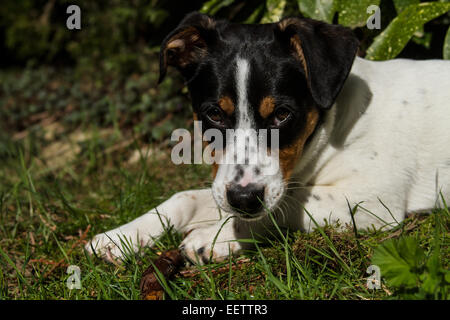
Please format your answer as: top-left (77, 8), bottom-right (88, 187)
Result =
top-left (275, 17), bottom-right (359, 109)
top-left (159, 12), bottom-right (218, 83)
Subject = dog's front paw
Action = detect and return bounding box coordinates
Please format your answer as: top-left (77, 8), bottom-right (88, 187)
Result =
top-left (180, 226), bottom-right (242, 265)
top-left (85, 230), bottom-right (143, 264)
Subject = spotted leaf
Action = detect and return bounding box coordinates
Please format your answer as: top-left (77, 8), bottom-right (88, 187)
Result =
top-left (261, 0), bottom-right (287, 23)
top-left (338, 0), bottom-right (381, 28)
top-left (297, 0), bottom-right (336, 23)
top-left (366, 2), bottom-right (450, 61)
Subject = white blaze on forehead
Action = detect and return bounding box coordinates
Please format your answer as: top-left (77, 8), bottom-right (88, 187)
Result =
top-left (236, 58), bottom-right (252, 129)
top-left (231, 57), bottom-right (279, 174)
top-left (232, 58), bottom-right (257, 166)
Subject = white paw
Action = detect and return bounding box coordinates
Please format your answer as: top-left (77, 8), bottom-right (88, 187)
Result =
top-left (180, 226), bottom-right (241, 265)
top-left (85, 230), bottom-right (144, 264)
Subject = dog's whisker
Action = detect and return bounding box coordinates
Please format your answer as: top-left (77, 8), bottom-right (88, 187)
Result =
top-left (285, 186), bottom-right (309, 191)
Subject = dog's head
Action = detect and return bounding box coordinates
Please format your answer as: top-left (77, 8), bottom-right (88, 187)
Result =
top-left (159, 12), bottom-right (358, 220)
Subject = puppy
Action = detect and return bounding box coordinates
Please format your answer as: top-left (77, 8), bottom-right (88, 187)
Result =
top-left (86, 13), bottom-right (450, 264)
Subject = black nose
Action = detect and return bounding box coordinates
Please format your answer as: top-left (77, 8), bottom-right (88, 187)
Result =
top-left (226, 183), bottom-right (265, 216)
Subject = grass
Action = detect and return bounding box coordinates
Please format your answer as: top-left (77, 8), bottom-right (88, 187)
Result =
top-left (0, 68), bottom-right (448, 300)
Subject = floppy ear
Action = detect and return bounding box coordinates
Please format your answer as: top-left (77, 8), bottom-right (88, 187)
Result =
top-left (159, 12), bottom-right (217, 83)
top-left (276, 17), bottom-right (359, 109)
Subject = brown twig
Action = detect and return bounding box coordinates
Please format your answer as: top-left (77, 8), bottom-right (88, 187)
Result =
top-left (28, 232), bottom-right (36, 255)
top-left (39, 0), bottom-right (56, 26)
top-left (379, 217), bottom-right (419, 242)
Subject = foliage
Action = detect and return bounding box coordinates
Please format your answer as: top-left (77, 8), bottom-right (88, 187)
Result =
top-left (296, 0), bottom-right (334, 23)
top-left (444, 24), bottom-right (450, 58)
top-left (366, 2), bottom-right (450, 60)
top-left (0, 0), bottom-right (203, 75)
top-left (338, 0), bottom-right (382, 28)
top-left (372, 211), bottom-right (449, 299)
top-left (0, 65), bottom-right (190, 153)
top-left (0, 0), bottom-right (448, 77)
top-left (261, 0), bottom-right (287, 23)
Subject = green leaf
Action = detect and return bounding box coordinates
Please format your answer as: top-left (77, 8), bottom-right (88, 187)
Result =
top-left (445, 270), bottom-right (450, 284)
top-left (261, 0), bottom-right (287, 23)
top-left (366, 2), bottom-right (450, 61)
top-left (444, 26), bottom-right (450, 60)
top-left (338, 0), bottom-right (381, 28)
top-left (244, 4), bottom-right (265, 24)
top-left (372, 237), bottom-right (425, 288)
top-left (419, 257), bottom-right (441, 295)
top-left (200, 0), bottom-right (236, 15)
top-left (393, 0), bottom-right (429, 49)
top-left (393, 0), bottom-right (420, 14)
top-left (297, 0), bottom-right (336, 23)
top-left (411, 31), bottom-right (432, 49)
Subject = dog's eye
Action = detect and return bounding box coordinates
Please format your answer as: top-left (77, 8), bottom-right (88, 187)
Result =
top-left (272, 107), bottom-right (292, 127)
top-left (206, 106), bottom-right (225, 125)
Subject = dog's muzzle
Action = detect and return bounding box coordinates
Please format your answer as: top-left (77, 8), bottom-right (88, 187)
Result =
top-left (226, 183), bottom-right (265, 218)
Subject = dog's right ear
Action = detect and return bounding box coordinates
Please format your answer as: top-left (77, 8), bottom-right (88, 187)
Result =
top-left (275, 17), bottom-right (359, 109)
top-left (159, 12), bottom-right (217, 83)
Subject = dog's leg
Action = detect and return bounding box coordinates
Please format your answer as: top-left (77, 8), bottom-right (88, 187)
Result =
top-left (179, 215), bottom-right (261, 265)
top-left (85, 189), bottom-right (223, 263)
top-left (287, 185), bottom-right (406, 232)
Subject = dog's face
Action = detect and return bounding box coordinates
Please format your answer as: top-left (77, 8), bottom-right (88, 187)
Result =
top-left (159, 13), bottom-right (358, 220)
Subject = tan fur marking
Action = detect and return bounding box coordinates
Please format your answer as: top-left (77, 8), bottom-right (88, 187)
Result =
top-left (212, 161), bottom-right (218, 178)
top-left (278, 19), bottom-right (308, 77)
top-left (164, 26), bottom-right (207, 68)
top-left (166, 39), bottom-right (185, 50)
top-left (204, 16), bottom-right (216, 29)
top-left (208, 146), bottom-right (218, 178)
top-left (259, 96), bottom-right (276, 118)
top-left (279, 108), bottom-right (319, 180)
top-left (218, 96), bottom-right (235, 115)
top-left (278, 18), bottom-right (302, 31)
top-left (290, 35), bottom-right (308, 77)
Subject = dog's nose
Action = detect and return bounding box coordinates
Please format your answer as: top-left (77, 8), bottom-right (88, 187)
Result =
top-left (226, 183), bottom-right (265, 216)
